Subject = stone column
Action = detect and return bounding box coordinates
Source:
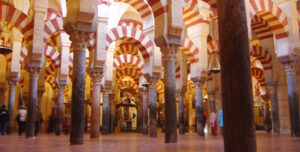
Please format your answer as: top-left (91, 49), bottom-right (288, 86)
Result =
top-left (102, 88), bottom-right (111, 135)
top-left (26, 67), bottom-right (41, 138)
top-left (207, 91), bottom-right (216, 112)
top-left (6, 80), bottom-right (18, 134)
top-left (263, 99), bottom-right (271, 132)
top-left (109, 93), bottom-right (115, 133)
top-left (217, 0), bottom-right (257, 151)
top-left (161, 43), bottom-right (177, 143)
top-left (89, 71), bottom-right (103, 138)
top-left (141, 86), bottom-right (149, 135)
top-left (69, 31), bottom-right (90, 144)
top-left (283, 60), bottom-right (300, 137)
top-left (55, 84), bottom-right (66, 135)
top-left (177, 90), bottom-right (185, 135)
top-left (192, 81), bottom-right (205, 136)
top-left (266, 82), bottom-right (280, 134)
top-left (137, 92), bottom-right (143, 133)
top-left (149, 78), bottom-right (159, 137)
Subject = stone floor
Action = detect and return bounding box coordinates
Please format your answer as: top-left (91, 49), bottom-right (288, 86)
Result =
top-left (0, 132), bottom-right (300, 152)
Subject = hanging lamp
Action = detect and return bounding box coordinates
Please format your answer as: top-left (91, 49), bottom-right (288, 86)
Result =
top-left (208, 20), bottom-right (221, 73)
top-left (0, 0), bottom-right (12, 54)
top-left (208, 50), bottom-right (221, 73)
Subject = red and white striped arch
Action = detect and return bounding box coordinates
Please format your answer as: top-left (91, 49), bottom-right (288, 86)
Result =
top-left (106, 26), bottom-right (153, 59)
top-left (44, 45), bottom-right (60, 66)
top-left (254, 82), bottom-right (260, 96)
top-left (0, 2), bottom-right (33, 44)
top-left (116, 66), bottom-right (142, 82)
top-left (115, 43), bottom-right (139, 56)
top-left (251, 67), bottom-right (266, 87)
top-left (201, 0), bottom-right (217, 16)
top-left (44, 17), bottom-right (64, 42)
top-left (118, 80), bottom-right (138, 91)
top-left (118, 19), bottom-right (143, 30)
top-left (249, 0), bottom-right (288, 39)
top-left (178, 37), bottom-right (199, 63)
top-left (115, 0), bottom-right (153, 19)
top-left (46, 8), bottom-right (62, 22)
top-left (175, 62), bottom-right (180, 79)
top-left (45, 75), bottom-right (57, 89)
top-left (45, 63), bottom-right (57, 76)
top-left (250, 45), bottom-right (272, 71)
top-left (183, 0), bottom-right (210, 28)
top-left (251, 15), bottom-right (273, 40)
top-left (113, 54), bottom-right (144, 70)
top-left (18, 77), bottom-right (24, 88)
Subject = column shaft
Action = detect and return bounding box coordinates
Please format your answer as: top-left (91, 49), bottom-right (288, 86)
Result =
top-left (70, 45), bottom-right (87, 144)
top-left (102, 90), bottom-right (110, 135)
top-left (284, 62), bottom-right (300, 137)
top-left (178, 92), bottom-right (185, 135)
top-left (217, 0), bottom-right (257, 151)
top-left (90, 74), bottom-right (102, 138)
top-left (149, 80), bottom-right (158, 137)
top-left (142, 88), bottom-right (148, 135)
top-left (162, 44), bottom-right (177, 143)
top-left (26, 68), bottom-right (40, 138)
top-left (137, 94), bottom-right (143, 133)
top-left (55, 86), bottom-right (65, 135)
top-left (7, 81), bottom-right (17, 134)
top-left (193, 81), bottom-right (205, 136)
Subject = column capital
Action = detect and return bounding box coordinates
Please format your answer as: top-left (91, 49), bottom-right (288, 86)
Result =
top-left (192, 80), bottom-right (205, 89)
top-left (283, 60), bottom-right (296, 76)
top-left (69, 31), bottom-right (91, 51)
top-left (7, 79), bottom-right (18, 87)
top-left (148, 77), bottom-right (160, 89)
top-left (90, 71), bottom-right (104, 85)
top-left (279, 55), bottom-right (298, 76)
top-left (266, 81), bottom-right (277, 95)
top-left (26, 66), bottom-right (41, 79)
top-left (57, 83), bottom-right (67, 92)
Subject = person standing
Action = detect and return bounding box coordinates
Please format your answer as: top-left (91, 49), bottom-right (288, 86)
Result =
top-left (210, 111), bottom-right (217, 136)
top-left (17, 106), bottom-right (27, 136)
top-left (0, 105), bottom-right (9, 135)
top-left (218, 109), bottom-right (223, 134)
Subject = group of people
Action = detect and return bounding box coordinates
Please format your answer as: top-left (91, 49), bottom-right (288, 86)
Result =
top-left (209, 109), bottom-right (223, 136)
top-left (0, 104), bottom-right (43, 136)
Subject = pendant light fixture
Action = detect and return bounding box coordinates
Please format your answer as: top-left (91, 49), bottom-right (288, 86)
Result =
top-left (0, 0), bottom-right (12, 54)
top-left (208, 19), bottom-right (221, 73)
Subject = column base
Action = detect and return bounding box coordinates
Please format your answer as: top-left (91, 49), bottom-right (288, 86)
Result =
top-left (70, 138), bottom-right (84, 145)
top-left (90, 133), bottom-right (99, 138)
top-left (6, 127), bottom-right (13, 134)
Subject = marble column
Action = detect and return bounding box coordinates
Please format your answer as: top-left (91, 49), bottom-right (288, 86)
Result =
top-left (266, 82), bottom-right (280, 134)
top-left (109, 93), bottom-right (115, 133)
top-left (177, 90), bottom-right (185, 135)
top-left (283, 60), bottom-right (300, 137)
top-left (263, 100), bottom-right (271, 132)
top-left (6, 80), bottom-right (18, 134)
top-left (69, 31), bottom-right (90, 144)
top-left (55, 84), bottom-right (66, 135)
top-left (142, 86), bottom-right (149, 135)
top-left (149, 78), bottom-right (159, 137)
top-left (217, 0), bottom-right (257, 151)
top-left (90, 72), bottom-right (103, 138)
top-left (26, 67), bottom-right (41, 138)
top-left (193, 81), bottom-right (205, 136)
top-left (207, 91), bottom-right (216, 112)
top-left (102, 88), bottom-right (110, 135)
top-left (137, 92), bottom-right (143, 133)
top-left (162, 44), bottom-right (177, 143)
